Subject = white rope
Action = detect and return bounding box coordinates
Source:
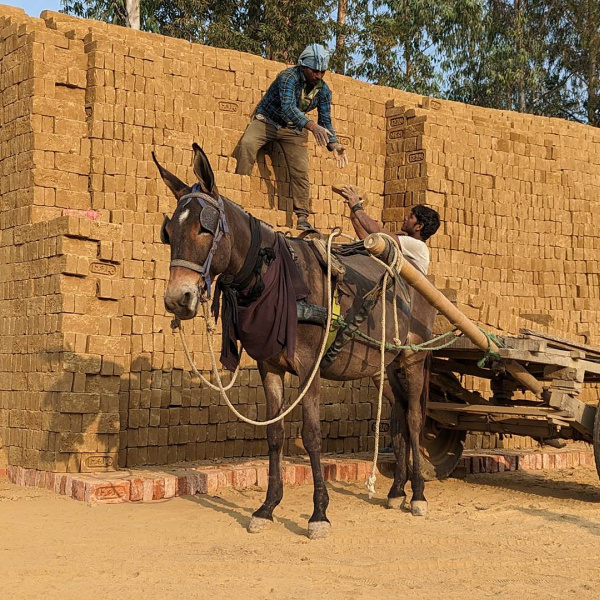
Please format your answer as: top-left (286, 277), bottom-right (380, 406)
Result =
top-left (177, 228), bottom-right (341, 426)
top-left (364, 234), bottom-right (404, 497)
top-left (177, 228), bottom-right (405, 498)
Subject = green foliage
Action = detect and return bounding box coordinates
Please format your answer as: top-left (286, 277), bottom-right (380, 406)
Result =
top-left (60, 0), bottom-right (600, 126)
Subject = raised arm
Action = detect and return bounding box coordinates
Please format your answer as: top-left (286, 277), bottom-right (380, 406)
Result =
top-left (338, 186), bottom-right (394, 240)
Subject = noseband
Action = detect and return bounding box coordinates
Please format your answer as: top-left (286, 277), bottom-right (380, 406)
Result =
top-left (167, 184), bottom-right (229, 298)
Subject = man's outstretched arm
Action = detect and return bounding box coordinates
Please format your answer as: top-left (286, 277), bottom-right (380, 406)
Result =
top-left (339, 185), bottom-right (394, 240)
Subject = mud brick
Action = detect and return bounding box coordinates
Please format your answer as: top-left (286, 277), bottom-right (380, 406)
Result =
top-left (163, 475), bottom-right (177, 498)
top-left (129, 477), bottom-right (144, 501)
top-left (86, 480), bottom-right (130, 503)
top-left (152, 477), bottom-right (165, 500)
top-left (232, 467), bottom-right (253, 489)
top-left (58, 392), bottom-right (100, 413)
top-left (256, 466), bottom-right (269, 489)
top-left (142, 478), bottom-right (154, 501)
top-left (282, 464), bottom-right (296, 485)
top-left (196, 470), bottom-right (219, 494)
top-left (72, 478), bottom-right (86, 501)
top-left (541, 453), bottom-right (550, 470)
top-left (296, 465), bottom-right (312, 485)
top-left (176, 475), bottom-right (190, 496)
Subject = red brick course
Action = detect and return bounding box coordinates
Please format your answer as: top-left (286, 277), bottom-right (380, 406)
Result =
top-left (2, 447), bottom-right (595, 504)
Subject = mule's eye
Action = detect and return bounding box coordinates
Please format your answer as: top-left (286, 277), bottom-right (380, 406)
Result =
top-left (160, 215), bottom-right (170, 244)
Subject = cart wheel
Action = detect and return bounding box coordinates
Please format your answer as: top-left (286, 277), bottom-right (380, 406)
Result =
top-left (420, 418), bottom-right (466, 480)
top-left (593, 403), bottom-right (600, 482)
top-left (420, 372), bottom-right (467, 480)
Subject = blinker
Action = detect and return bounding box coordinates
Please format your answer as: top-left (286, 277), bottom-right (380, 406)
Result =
top-left (200, 205), bottom-right (220, 236)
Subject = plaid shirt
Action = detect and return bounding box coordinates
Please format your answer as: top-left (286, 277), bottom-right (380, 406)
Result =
top-left (255, 66), bottom-right (338, 145)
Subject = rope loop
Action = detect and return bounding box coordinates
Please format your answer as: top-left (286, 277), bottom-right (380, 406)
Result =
top-left (476, 327), bottom-right (504, 367)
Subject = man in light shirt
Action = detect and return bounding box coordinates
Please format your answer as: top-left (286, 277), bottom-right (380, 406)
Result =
top-left (338, 185), bottom-right (440, 274)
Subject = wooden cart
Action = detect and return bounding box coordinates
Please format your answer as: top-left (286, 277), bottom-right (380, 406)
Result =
top-left (421, 329), bottom-right (600, 480)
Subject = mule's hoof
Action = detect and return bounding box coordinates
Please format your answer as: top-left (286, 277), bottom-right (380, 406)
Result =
top-left (247, 516), bottom-right (271, 533)
top-left (387, 496), bottom-right (407, 510)
top-left (307, 521), bottom-right (331, 540)
top-left (411, 500), bottom-right (428, 516)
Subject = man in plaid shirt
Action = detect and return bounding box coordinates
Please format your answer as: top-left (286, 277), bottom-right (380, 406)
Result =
top-left (235, 43), bottom-right (348, 231)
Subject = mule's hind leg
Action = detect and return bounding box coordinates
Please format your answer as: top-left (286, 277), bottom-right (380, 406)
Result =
top-left (300, 372), bottom-right (330, 539)
top-left (248, 362), bottom-right (285, 534)
top-left (403, 351), bottom-right (428, 516)
top-left (381, 369), bottom-right (410, 510)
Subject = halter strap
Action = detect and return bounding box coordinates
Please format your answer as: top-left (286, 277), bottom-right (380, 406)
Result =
top-left (169, 185), bottom-right (229, 297)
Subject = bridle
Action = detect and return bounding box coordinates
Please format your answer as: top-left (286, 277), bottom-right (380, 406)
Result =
top-left (161, 184), bottom-right (229, 298)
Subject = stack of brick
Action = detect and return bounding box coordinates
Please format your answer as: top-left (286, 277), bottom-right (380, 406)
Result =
top-left (1, 5), bottom-right (599, 474)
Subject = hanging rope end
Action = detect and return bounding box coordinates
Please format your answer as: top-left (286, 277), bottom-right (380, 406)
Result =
top-left (365, 474), bottom-right (377, 499)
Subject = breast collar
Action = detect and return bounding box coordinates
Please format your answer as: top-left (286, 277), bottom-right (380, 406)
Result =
top-left (169, 183), bottom-right (229, 298)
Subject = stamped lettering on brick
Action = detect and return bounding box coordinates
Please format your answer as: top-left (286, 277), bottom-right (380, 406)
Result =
top-left (218, 101), bottom-right (239, 113)
top-left (430, 99), bottom-right (442, 110)
top-left (85, 454), bottom-right (114, 469)
top-left (371, 421), bottom-right (390, 433)
top-left (389, 116), bottom-right (406, 129)
top-left (90, 262), bottom-right (117, 276)
top-left (388, 129), bottom-right (404, 140)
top-left (95, 485), bottom-right (126, 500)
top-left (337, 135), bottom-right (352, 147)
top-left (408, 151), bottom-right (425, 163)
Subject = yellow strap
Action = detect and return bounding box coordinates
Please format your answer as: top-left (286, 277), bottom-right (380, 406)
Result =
top-left (325, 290), bottom-right (341, 352)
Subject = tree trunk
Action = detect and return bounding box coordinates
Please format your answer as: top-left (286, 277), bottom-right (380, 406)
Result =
top-left (336, 0), bottom-right (348, 75)
top-left (586, 0), bottom-right (599, 126)
top-left (126, 0), bottom-right (140, 30)
top-left (515, 0), bottom-right (526, 112)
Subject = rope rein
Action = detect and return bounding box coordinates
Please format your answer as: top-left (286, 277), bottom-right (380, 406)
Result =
top-left (174, 228), bottom-right (341, 427)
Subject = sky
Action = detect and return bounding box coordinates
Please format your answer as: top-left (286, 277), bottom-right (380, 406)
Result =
top-left (3, 0), bottom-right (63, 16)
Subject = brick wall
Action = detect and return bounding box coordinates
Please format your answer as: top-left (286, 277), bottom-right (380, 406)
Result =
top-left (1, 6), bottom-right (599, 472)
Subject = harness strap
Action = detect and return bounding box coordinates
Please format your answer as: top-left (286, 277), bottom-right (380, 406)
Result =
top-left (170, 259), bottom-right (206, 274)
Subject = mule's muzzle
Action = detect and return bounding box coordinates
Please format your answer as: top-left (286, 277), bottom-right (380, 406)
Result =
top-left (164, 280), bottom-right (207, 320)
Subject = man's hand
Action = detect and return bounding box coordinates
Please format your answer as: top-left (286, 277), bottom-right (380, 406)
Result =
top-left (339, 185), bottom-right (362, 207)
top-left (332, 144), bottom-right (349, 168)
top-left (306, 121), bottom-right (333, 146)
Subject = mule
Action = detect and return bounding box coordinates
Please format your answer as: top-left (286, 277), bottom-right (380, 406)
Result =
top-left (155, 144), bottom-right (436, 539)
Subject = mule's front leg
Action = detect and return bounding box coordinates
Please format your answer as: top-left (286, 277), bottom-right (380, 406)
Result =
top-left (248, 362), bottom-right (285, 534)
top-left (301, 372), bottom-right (331, 539)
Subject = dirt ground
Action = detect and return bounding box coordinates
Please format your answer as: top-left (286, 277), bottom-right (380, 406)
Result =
top-left (2, 465), bottom-right (600, 600)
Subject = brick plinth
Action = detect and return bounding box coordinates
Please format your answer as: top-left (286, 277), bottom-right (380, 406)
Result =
top-left (2, 447), bottom-right (595, 504)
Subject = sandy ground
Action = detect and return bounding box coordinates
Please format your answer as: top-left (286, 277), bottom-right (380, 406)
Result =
top-left (2, 466), bottom-right (600, 600)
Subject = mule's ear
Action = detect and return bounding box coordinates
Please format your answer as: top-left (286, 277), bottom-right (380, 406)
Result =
top-left (152, 151), bottom-right (191, 200)
top-left (192, 143), bottom-right (216, 195)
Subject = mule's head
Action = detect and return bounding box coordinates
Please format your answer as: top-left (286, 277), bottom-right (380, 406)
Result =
top-left (154, 143), bottom-right (232, 319)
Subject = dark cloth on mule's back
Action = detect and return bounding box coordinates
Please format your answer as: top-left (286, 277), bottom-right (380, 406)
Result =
top-left (217, 233), bottom-right (309, 371)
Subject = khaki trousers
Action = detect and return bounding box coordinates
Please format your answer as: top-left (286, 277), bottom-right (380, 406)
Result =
top-left (235, 119), bottom-right (310, 217)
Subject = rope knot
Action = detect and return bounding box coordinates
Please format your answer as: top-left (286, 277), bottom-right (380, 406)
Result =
top-left (170, 316), bottom-right (181, 330)
top-left (365, 473), bottom-right (377, 499)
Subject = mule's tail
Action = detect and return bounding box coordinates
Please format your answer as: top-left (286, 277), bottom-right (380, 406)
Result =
top-left (420, 351), bottom-right (432, 427)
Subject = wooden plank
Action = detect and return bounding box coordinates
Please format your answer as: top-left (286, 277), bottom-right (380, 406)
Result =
top-left (438, 417), bottom-right (575, 439)
top-left (496, 348), bottom-right (600, 375)
top-left (427, 401), bottom-right (572, 419)
top-left (520, 328), bottom-right (600, 358)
